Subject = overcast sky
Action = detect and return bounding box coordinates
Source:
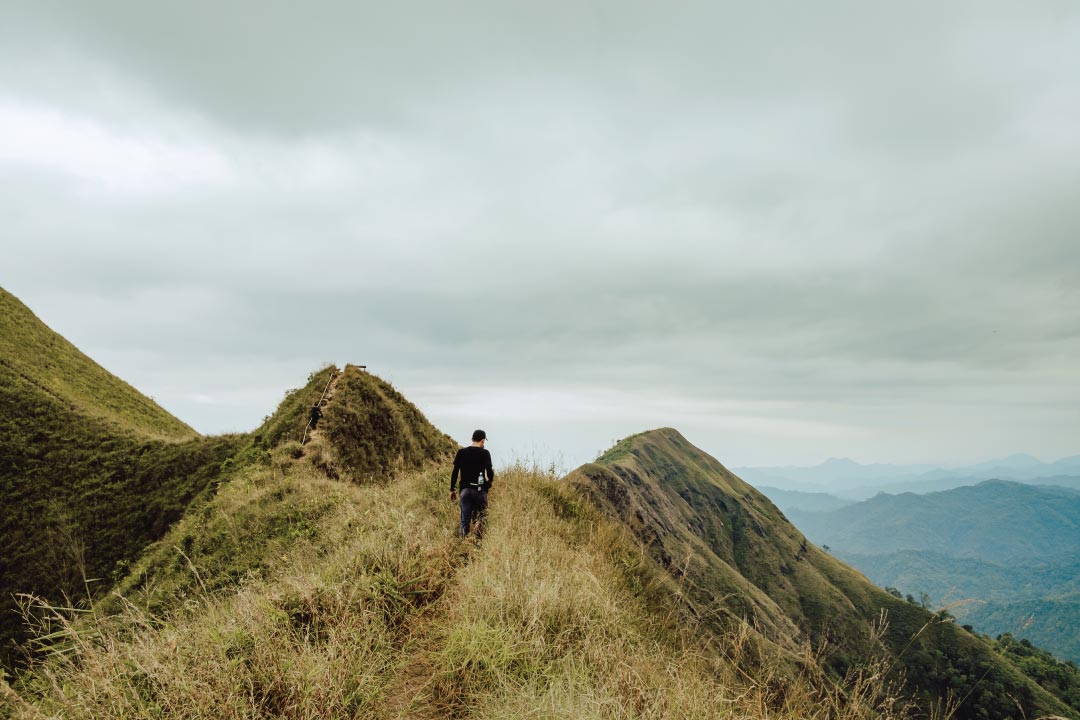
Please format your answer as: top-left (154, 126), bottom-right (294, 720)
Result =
top-left (2, 1), bottom-right (1078, 470)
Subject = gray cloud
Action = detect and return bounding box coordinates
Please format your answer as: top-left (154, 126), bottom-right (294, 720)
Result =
top-left (2, 1), bottom-right (1079, 468)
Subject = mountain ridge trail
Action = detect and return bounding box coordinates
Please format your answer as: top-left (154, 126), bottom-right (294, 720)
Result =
top-left (302, 368), bottom-right (342, 447)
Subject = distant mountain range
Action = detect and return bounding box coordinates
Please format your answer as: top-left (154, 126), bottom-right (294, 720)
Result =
top-left (757, 485), bottom-right (855, 513)
top-left (787, 480), bottom-right (1080, 564)
top-left (736, 454), bottom-right (1080, 499)
top-left (782, 480), bottom-right (1080, 663)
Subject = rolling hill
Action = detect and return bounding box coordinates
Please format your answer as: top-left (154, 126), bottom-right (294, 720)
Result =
top-left (0, 288), bottom-right (244, 666)
top-left (567, 429), bottom-right (1079, 719)
top-left (0, 286), bottom-right (455, 670)
top-left (0, 287), bottom-right (196, 442)
top-left (12, 414), bottom-right (1078, 718)
top-left (790, 482), bottom-right (1080, 663)
top-left (787, 481), bottom-right (1080, 564)
top-left (846, 548), bottom-right (1080, 664)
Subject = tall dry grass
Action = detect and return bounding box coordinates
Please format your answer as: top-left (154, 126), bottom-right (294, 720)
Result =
top-left (426, 465), bottom-right (925, 720)
top-left (4, 459), bottom-right (932, 720)
top-left (4, 461), bottom-right (459, 719)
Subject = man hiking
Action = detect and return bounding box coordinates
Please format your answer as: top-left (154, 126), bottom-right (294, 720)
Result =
top-left (450, 429), bottom-right (494, 538)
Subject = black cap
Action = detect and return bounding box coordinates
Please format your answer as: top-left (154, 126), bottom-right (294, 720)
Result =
top-left (472, 429), bottom-right (486, 442)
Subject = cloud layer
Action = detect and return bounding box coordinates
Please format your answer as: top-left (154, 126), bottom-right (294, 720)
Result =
top-left (3, 1), bottom-right (1079, 468)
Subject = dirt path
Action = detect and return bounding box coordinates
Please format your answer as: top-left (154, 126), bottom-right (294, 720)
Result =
top-left (303, 370), bottom-right (342, 446)
top-left (301, 365), bottom-right (466, 718)
top-left (380, 623), bottom-right (444, 720)
top-left (380, 540), bottom-right (477, 720)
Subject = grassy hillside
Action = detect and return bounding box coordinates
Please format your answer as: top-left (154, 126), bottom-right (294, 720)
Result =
top-left (318, 366), bottom-right (457, 480)
top-left (5, 453), bottom-right (946, 719)
top-left (0, 359), bottom-right (451, 669)
top-left (0, 288), bottom-right (248, 668)
top-left (4, 289), bottom-right (1077, 717)
top-left (0, 288), bottom-right (196, 441)
top-left (6, 405), bottom-right (1079, 718)
top-left (568, 428), bottom-right (1077, 720)
top-left (0, 286), bottom-right (456, 673)
top-left (99, 363), bottom-right (456, 620)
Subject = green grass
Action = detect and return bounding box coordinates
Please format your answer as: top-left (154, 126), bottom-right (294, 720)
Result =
top-left (0, 363), bottom-right (243, 668)
top-left (5, 460), bottom-right (458, 719)
top-left (4, 381), bottom-right (1076, 720)
top-left (253, 364), bottom-right (337, 448)
top-left (2, 456), bottom-right (929, 720)
top-left (0, 289), bottom-right (454, 673)
top-left (0, 287), bottom-right (196, 441)
top-left (571, 428), bottom-right (1078, 720)
top-left (4, 285), bottom-right (1078, 718)
top-left (0, 285), bottom-right (244, 665)
top-left (319, 368), bottom-right (456, 481)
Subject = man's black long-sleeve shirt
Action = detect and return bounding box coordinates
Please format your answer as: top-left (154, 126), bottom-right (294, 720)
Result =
top-left (451, 446), bottom-right (494, 492)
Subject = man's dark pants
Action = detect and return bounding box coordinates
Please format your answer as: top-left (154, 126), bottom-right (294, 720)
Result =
top-left (459, 487), bottom-right (488, 538)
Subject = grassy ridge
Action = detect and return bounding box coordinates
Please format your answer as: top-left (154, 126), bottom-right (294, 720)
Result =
top-left (0, 285), bottom-right (454, 673)
top-left (1, 285), bottom-right (233, 667)
top-left (253, 365), bottom-right (337, 448)
top-left (0, 288), bottom-right (195, 441)
top-left (3, 456), bottom-right (922, 720)
top-left (4, 285), bottom-right (1077, 717)
top-left (0, 362), bottom-right (242, 668)
top-left (319, 367), bottom-right (457, 480)
top-left (0, 348), bottom-right (453, 671)
top-left (4, 454), bottom-right (456, 718)
top-left (571, 428), bottom-right (1077, 720)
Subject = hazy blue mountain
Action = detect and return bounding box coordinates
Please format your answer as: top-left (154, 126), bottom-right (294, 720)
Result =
top-left (837, 474), bottom-right (1080, 500)
top-left (734, 458), bottom-right (934, 491)
top-left (736, 453), bottom-right (1080, 496)
top-left (970, 453), bottom-right (1044, 472)
top-left (788, 480), bottom-right (1080, 564)
top-left (1031, 476), bottom-right (1080, 491)
top-left (758, 485), bottom-right (855, 514)
top-left (1052, 455), bottom-right (1080, 471)
top-left (792, 483), bottom-right (1080, 663)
